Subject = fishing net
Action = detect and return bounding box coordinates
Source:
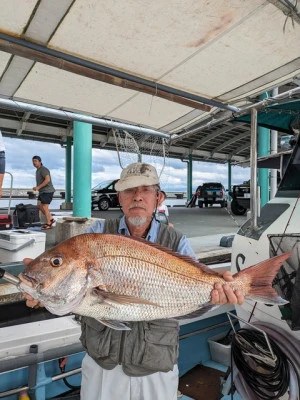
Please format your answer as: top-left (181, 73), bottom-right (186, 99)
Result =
top-left (112, 129), bottom-right (170, 188)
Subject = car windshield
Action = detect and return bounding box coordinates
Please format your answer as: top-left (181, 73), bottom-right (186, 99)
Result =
top-left (203, 183), bottom-right (222, 189)
top-left (92, 180), bottom-right (115, 190)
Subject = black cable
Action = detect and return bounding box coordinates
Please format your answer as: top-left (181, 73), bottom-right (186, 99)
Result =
top-left (231, 329), bottom-right (290, 399)
top-left (58, 358), bottom-right (81, 391)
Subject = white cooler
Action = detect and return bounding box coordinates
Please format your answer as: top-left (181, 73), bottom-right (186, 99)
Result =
top-left (0, 230), bottom-right (46, 263)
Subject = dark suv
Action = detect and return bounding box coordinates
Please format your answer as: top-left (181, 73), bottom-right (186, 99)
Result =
top-left (91, 179), bottom-right (120, 211)
top-left (198, 182), bottom-right (227, 208)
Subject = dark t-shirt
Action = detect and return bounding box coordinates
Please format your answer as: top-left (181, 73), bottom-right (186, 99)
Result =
top-left (36, 165), bottom-right (55, 193)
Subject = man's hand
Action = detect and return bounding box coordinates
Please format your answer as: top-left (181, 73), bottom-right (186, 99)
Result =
top-left (211, 270), bottom-right (244, 305)
top-left (21, 258), bottom-right (43, 308)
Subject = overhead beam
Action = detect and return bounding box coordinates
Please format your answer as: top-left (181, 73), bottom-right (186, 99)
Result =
top-left (229, 142), bottom-right (250, 157)
top-left (192, 123), bottom-right (245, 150)
top-left (0, 33), bottom-right (240, 112)
top-left (211, 131), bottom-right (250, 154)
top-left (16, 112), bottom-right (31, 136)
top-left (0, 98), bottom-right (170, 139)
top-left (168, 143), bottom-right (246, 162)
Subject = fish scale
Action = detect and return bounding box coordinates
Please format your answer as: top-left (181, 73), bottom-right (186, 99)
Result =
top-left (18, 234), bottom-right (291, 328)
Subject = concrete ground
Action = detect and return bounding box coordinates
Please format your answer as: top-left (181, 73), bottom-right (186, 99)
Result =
top-left (45, 205), bottom-right (247, 259)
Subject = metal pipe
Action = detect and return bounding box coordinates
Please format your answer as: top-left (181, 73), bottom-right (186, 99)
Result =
top-left (0, 342), bottom-right (84, 374)
top-left (0, 33), bottom-right (238, 112)
top-left (28, 344), bottom-right (38, 400)
top-left (179, 319), bottom-right (237, 340)
top-left (0, 98), bottom-right (170, 140)
top-left (0, 386), bottom-right (29, 398)
top-left (52, 367), bottom-right (82, 382)
top-left (0, 368), bottom-right (82, 398)
top-left (250, 108), bottom-right (258, 229)
top-left (270, 88), bottom-right (279, 199)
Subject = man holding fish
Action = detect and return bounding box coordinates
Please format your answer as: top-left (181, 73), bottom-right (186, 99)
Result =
top-left (23, 162), bottom-right (246, 400)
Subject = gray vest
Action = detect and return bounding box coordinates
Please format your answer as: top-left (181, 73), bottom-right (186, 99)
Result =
top-left (80, 219), bottom-right (183, 376)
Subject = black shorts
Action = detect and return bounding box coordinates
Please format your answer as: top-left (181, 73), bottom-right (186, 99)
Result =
top-left (38, 192), bottom-right (54, 205)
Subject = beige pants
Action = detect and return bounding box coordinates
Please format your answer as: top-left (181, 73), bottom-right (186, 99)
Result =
top-left (80, 354), bottom-right (179, 400)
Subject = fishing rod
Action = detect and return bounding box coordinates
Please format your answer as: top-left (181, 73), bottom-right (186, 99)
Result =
top-left (0, 267), bottom-right (21, 285)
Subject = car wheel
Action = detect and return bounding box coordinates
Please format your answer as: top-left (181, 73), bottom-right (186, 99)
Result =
top-left (98, 198), bottom-right (110, 211)
top-left (205, 202), bottom-right (208, 207)
top-left (198, 201), bottom-right (203, 208)
top-left (220, 201), bottom-right (225, 208)
top-left (231, 200), bottom-right (247, 216)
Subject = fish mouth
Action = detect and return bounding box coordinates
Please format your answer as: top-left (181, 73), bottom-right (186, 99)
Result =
top-left (18, 273), bottom-right (89, 317)
top-left (19, 273), bottom-right (39, 289)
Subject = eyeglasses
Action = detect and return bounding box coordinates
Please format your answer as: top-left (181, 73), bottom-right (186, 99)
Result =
top-left (121, 186), bottom-right (158, 197)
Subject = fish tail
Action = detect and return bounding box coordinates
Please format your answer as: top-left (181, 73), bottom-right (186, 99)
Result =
top-left (234, 252), bottom-right (291, 305)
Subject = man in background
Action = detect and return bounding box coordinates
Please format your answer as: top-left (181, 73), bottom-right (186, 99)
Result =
top-left (32, 155), bottom-right (55, 230)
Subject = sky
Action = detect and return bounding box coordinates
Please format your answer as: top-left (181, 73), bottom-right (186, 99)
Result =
top-left (3, 136), bottom-right (250, 193)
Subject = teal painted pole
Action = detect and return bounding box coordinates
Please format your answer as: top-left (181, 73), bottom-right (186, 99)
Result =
top-left (227, 161), bottom-right (231, 200)
top-left (73, 121), bottom-right (92, 217)
top-left (65, 136), bottom-right (72, 203)
top-left (258, 93), bottom-right (270, 207)
top-left (187, 154), bottom-right (193, 200)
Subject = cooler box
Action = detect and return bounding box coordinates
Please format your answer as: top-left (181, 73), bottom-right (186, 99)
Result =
top-left (0, 230), bottom-right (46, 263)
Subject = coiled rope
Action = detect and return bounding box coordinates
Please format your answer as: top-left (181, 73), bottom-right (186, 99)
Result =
top-left (231, 328), bottom-right (291, 399)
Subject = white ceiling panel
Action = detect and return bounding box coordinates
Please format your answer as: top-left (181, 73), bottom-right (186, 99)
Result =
top-left (162, 3), bottom-right (300, 98)
top-left (0, 50), bottom-right (11, 74)
top-left (108, 92), bottom-right (193, 129)
top-left (0, 0), bottom-right (38, 34)
top-left (49, 0), bottom-right (264, 83)
top-left (15, 63), bottom-right (138, 116)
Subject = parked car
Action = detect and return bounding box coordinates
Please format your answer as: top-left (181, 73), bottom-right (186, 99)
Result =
top-left (91, 179), bottom-right (119, 211)
top-left (228, 184), bottom-right (250, 215)
top-left (197, 182), bottom-right (227, 208)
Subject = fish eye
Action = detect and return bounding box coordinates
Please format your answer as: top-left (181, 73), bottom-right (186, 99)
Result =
top-left (50, 257), bottom-right (63, 267)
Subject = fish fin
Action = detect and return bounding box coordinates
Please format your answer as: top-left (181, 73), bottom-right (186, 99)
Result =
top-left (93, 288), bottom-right (162, 307)
top-left (236, 252), bottom-right (291, 305)
top-left (97, 319), bottom-right (131, 331)
top-left (175, 304), bottom-right (218, 320)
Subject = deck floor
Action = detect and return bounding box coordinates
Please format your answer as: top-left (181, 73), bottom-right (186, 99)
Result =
top-left (179, 364), bottom-right (226, 400)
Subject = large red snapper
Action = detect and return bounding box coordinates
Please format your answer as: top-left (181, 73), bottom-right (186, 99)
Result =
top-left (19, 233), bottom-right (290, 330)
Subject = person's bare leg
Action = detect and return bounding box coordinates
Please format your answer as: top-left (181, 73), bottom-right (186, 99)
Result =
top-left (41, 203), bottom-right (52, 225)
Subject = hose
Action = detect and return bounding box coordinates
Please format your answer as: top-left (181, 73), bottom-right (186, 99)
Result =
top-left (230, 322), bottom-right (300, 400)
top-left (231, 328), bottom-right (290, 399)
top-left (58, 358), bottom-right (81, 391)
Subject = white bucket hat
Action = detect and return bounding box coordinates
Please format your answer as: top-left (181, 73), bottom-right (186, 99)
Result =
top-left (115, 162), bottom-right (160, 191)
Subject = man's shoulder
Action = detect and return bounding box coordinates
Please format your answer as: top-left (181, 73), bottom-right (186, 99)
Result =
top-left (157, 223), bottom-right (183, 251)
top-left (38, 165), bottom-right (50, 174)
